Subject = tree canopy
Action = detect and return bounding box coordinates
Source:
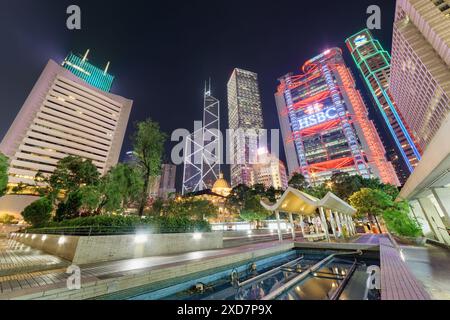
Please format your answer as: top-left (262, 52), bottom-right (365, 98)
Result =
top-left (0, 153), bottom-right (8, 197)
top-left (132, 119), bottom-right (167, 216)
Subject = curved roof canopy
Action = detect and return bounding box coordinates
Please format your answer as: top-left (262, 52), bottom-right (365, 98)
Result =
top-left (260, 187), bottom-right (356, 216)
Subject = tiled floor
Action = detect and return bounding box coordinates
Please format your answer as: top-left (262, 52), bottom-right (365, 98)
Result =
top-left (0, 238), bottom-right (69, 277)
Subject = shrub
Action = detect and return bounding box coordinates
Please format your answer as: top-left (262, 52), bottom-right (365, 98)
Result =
top-left (382, 203), bottom-right (422, 238)
top-left (22, 197), bottom-right (53, 227)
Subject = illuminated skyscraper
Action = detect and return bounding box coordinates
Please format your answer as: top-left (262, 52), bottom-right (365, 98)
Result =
top-left (227, 68), bottom-right (264, 187)
top-left (346, 29), bottom-right (422, 184)
top-left (275, 48), bottom-right (399, 186)
top-left (251, 149), bottom-right (289, 190)
top-left (390, 0), bottom-right (450, 151)
top-left (182, 83), bottom-right (221, 194)
top-left (62, 50), bottom-right (114, 92)
top-left (0, 57), bottom-right (132, 187)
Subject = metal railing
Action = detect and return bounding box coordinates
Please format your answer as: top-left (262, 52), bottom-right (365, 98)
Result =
top-left (16, 226), bottom-right (211, 236)
top-left (262, 250), bottom-right (362, 300)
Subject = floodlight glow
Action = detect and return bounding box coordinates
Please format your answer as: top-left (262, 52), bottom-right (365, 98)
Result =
top-left (134, 234), bottom-right (148, 244)
top-left (58, 236), bottom-right (66, 245)
top-left (41, 235), bottom-right (47, 241)
top-left (31, 235), bottom-right (36, 240)
top-left (193, 233), bottom-right (203, 240)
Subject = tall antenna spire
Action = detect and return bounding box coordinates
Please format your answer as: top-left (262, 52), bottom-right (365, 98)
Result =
top-left (82, 49), bottom-right (90, 62)
top-left (104, 61), bottom-right (110, 75)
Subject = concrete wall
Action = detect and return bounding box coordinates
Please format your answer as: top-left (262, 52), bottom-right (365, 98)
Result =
top-left (11, 232), bottom-right (223, 264)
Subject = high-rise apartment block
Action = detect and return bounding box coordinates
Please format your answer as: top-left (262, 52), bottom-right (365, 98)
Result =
top-left (251, 149), bottom-right (289, 190)
top-left (390, 0), bottom-right (450, 151)
top-left (227, 68), bottom-right (264, 187)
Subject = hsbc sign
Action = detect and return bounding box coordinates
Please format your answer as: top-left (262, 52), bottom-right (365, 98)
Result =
top-left (298, 106), bottom-right (339, 130)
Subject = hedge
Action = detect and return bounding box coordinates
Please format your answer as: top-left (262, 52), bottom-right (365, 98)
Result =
top-left (30, 214), bottom-right (211, 234)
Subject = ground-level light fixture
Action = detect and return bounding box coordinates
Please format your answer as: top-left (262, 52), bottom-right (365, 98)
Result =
top-left (193, 233), bottom-right (203, 240)
top-left (31, 234), bottom-right (36, 240)
top-left (134, 234), bottom-right (148, 244)
top-left (41, 235), bottom-right (47, 241)
top-left (58, 236), bottom-right (66, 245)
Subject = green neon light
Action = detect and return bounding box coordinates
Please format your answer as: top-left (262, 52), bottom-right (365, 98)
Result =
top-left (62, 52), bottom-right (114, 92)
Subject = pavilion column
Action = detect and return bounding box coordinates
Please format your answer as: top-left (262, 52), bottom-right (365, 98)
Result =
top-left (288, 213), bottom-right (296, 241)
top-left (299, 215), bottom-right (305, 238)
top-left (327, 209), bottom-right (336, 237)
top-left (319, 207), bottom-right (330, 242)
top-left (275, 210), bottom-right (283, 241)
top-left (349, 216), bottom-right (356, 235)
top-left (340, 212), bottom-right (348, 236)
top-left (346, 214), bottom-right (354, 236)
top-left (334, 211), bottom-right (342, 237)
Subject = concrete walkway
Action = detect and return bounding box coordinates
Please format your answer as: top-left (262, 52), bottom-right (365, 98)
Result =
top-left (0, 238), bottom-right (294, 299)
top-left (401, 244), bottom-right (450, 300)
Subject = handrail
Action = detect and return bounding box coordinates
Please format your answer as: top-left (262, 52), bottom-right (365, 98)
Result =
top-left (237, 256), bottom-right (305, 288)
top-left (262, 250), bottom-right (362, 300)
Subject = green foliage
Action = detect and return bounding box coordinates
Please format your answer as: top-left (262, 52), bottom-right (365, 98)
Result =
top-left (40, 214), bottom-right (211, 233)
top-left (132, 119), bottom-right (167, 216)
top-left (305, 184), bottom-right (330, 199)
top-left (22, 197), bottom-right (53, 227)
top-left (54, 191), bottom-right (83, 221)
top-left (0, 153), bottom-right (8, 197)
top-left (349, 188), bottom-right (393, 218)
top-left (288, 172), bottom-right (308, 191)
top-left (151, 198), bottom-right (218, 220)
top-left (382, 201), bottom-right (422, 237)
top-left (37, 156), bottom-right (100, 201)
top-left (0, 214), bottom-right (17, 225)
top-left (240, 195), bottom-right (269, 222)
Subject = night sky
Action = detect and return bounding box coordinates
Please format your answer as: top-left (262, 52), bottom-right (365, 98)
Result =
top-left (0, 0), bottom-right (396, 190)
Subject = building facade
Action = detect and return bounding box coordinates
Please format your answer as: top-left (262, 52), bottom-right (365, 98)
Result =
top-left (0, 58), bottom-right (132, 187)
top-left (62, 50), bottom-right (114, 92)
top-left (390, 0), bottom-right (450, 151)
top-left (346, 29), bottom-right (422, 184)
top-left (275, 48), bottom-right (399, 186)
top-left (251, 149), bottom-right (289, 190)
top-left (227, 68), bottom-right (264, 187)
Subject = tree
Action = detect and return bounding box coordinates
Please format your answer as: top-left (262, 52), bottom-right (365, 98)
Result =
top-left (288, 173), bottom-right (308, 191)
top-left (96, 163), bottom-right (144, 214)
top-left (349, 188), bottom-right (393, 232)
top-left (306, 184), bottom-right (330, 199)
top-left (329, 173), bottom-right (363, 201)
top-left (37, 156), bottom-right (100, 201)
top-left (171, 198), bottom-right (218, 220)
top-left (22, 197), bottom-right (53, 227)
top-left (132, 119), bottom-right (167, 216)
top-left (0, 153), bottom-right (8, 197)
top-left (240, 195), bottom-right (269, 225)
top-left (54, 191), bottom-right (83, 221)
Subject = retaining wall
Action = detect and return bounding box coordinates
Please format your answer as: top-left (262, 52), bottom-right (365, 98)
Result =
top-left (11, 232), bottom-right (223, 264)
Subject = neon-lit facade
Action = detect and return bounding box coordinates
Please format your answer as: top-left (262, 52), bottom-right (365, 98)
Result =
top-left (346, 29), bottom-right (422, 184)
top-left (275, 48), bottom-right (399, 186)
top-left (62, 51), bottom-right (114, 92)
